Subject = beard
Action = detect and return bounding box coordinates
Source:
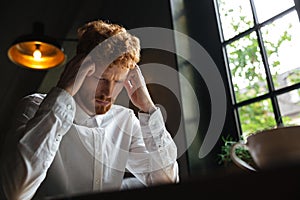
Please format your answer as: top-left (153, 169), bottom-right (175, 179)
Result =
top-left (75, 91), bottom-right (113, 116)
top-left (95, 101), bottom-right (112, 114)
top-left (94, 94), bottom-right (113, 115)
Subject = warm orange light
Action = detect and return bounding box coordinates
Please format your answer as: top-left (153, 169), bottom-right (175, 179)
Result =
top-left (33, 49), bottom-right (42, 60)
top-left (8, 41), bottom-right (65, 70)
top-left (33, 44), bottom-right (42, 60)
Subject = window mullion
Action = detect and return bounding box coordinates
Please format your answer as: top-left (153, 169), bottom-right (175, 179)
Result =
top-left (249, 0), bottom-right (283, 126)
top-left (294, 0), bottom-right (300, 21)
top-left (213, 0), bottom-right (243, 137)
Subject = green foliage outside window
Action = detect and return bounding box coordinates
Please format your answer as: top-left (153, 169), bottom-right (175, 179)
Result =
top-left (217, 0), bottom-right (299, 165)
top-left (219, 0), bottom-right (294, 136)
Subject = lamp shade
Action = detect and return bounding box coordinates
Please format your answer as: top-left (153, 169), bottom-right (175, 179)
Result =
top-left (7, 23), bottom-right (66, 70)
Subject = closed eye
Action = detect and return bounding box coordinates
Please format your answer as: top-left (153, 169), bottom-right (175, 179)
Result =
top-left (91, 76), bottom-right (106, 81)
top-left (115, 80), bottom-right (124, 84)
top-left (91, 76), bottom-right (123, 84)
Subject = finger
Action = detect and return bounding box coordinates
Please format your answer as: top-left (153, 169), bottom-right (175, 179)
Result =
top-left (129, 75), bottom-right (145, 90)
top-left (75, 58), bottom-right (96, 84)
top-left (59, 54), bottom-right (95, 95)
top-left (60, 54), bottom-right (86, 78)
top-left (124, 79), bottom-right (134, 96)
top-left (124, 78), bottom-right (146, 99)
top-left (66, 53), bottom-right (86, 70)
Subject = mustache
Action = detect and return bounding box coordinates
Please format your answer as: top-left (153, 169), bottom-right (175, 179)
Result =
top-left (95, 94), bottom-right (112, 102)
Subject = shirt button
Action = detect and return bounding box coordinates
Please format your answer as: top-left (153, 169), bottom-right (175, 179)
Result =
top-left (67, 104), bottom-right (72, 110)
top-left (43, 161), bottom-right (51, 168)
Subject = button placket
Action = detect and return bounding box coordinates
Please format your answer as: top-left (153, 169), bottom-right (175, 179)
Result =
top-left (93, 129), bottom-right (103, 191)
top-left (56, 133), bottom-right (62, 142)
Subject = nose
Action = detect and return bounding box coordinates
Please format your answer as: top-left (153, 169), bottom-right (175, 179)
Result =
top-left (98, 80), bottom-right (115, 97)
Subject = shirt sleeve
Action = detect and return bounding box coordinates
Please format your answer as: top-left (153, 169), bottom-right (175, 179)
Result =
top-left (0, 87), bottom-right (76, 200)
top-left (126, 107), bottom-right (180, 187)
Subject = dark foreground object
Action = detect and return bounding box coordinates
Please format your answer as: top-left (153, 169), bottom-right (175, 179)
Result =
top-left (48, 165), bottom-right (300, 200)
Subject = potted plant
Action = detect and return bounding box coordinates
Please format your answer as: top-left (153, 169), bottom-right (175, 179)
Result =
top-left (218, 135), bottom-right (256, 168)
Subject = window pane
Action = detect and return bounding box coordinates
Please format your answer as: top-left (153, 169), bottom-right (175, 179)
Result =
top-left (278, 89), bottom-right (300, 126)
top-left (226, 32), bottom-right (268, 102)
top-left (261, 11), bottom-right (300, 90)
top-left (217, 0), bottom-right (254, 40)
top-left (239, 99), bottom-right (276, 138)
top-left (253, 0), bottom-right (295, 23)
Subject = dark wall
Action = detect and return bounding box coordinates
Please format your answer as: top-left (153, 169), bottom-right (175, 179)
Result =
top-left (182, 0), bottom-right (238, 176)
top-left (0, 0), bottom-right (84, 153)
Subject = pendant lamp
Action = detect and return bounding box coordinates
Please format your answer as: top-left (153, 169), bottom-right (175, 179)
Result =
top-left (7, 22), bottom-right (66, 70)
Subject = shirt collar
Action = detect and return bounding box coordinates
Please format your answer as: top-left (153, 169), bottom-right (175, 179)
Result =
top-left (74, 103), bottom-right (103, 127)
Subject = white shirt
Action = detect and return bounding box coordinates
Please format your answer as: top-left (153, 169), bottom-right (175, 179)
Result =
top-left (0, 87), bottom-right (179, 200)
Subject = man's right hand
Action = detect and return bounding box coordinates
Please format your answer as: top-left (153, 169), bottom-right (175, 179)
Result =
top-left (57, 54), bottom-right (95, 96)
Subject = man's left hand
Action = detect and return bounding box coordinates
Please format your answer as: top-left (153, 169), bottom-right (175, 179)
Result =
top-left (124, 65), bottom-right (156, 113)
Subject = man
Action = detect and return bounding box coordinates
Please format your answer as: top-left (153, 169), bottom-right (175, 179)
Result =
top-left (0, 20), bottom-right (179, 200)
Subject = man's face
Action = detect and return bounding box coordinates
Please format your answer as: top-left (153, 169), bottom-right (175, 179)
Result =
top-left (75, 61), bottom-right (130, 115)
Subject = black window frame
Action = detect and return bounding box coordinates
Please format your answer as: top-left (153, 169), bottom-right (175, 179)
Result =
top-left (214, 0), bottom-right (300, 137)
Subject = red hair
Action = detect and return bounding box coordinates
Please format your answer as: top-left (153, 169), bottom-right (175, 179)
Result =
top-left (77, 20), bottom-right (140, 69)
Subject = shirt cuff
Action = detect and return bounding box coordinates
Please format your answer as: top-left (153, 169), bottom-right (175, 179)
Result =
top-left (138, 107), bottom-right (165, 135)
top-left (39, 87), bottom-right (76, 126)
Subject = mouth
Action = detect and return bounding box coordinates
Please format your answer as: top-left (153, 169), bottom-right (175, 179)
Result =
top-left (95, 99), bottom-right (110, 106)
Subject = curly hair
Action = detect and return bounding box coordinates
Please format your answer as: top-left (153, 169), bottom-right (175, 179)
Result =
top-left (76, 20), bottom-right (140, 69)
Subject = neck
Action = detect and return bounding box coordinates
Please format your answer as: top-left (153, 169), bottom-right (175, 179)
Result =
top-left (74, 94), bottom-right (95, 117)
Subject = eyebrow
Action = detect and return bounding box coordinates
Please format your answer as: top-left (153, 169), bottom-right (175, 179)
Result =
top-left (91, 75), bottom-right (125, 82)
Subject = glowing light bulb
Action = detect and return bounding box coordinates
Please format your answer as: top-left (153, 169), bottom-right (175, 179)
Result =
top-left (33, 49), bottom-right (42, 60)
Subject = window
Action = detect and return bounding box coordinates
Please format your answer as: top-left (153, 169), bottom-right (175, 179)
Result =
top-left (214, 0), bottom-right (300, 138)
